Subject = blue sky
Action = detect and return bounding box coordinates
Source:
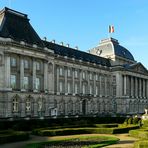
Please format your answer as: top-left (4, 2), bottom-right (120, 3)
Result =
top-left (0, 0), bottom-right (148, 68)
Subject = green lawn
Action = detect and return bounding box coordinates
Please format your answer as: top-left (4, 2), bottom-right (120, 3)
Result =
top-left (25, 135), bottom-right (119, 148)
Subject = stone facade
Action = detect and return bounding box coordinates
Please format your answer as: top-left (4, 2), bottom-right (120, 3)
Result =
top-left (0, 7), bottom-right (148, 119)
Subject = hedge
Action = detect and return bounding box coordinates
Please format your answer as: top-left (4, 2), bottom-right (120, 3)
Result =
top-left (33, 125), bottom-right (139, 136)
top-left (0, 117), bottom-right (126, 130)
top-left (134, 140), bottom-right (148, 148)
top-left (129, 129), bottom-right (148, 139)
top-left (0, 130), bottom-right (29, 144)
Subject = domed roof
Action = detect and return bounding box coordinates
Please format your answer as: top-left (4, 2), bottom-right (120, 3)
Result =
top-left (113, 41), bottom-right (135, 61)
top-left (99, 38), bottom-right (135, 61)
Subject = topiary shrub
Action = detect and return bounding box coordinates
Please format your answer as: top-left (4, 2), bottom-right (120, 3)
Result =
top-left (133, 117), bottom-right (139, 125)
top-left (128, 117), bottom-right (133, 124)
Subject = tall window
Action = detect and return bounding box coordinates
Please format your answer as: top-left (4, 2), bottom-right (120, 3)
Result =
top-left (96, 74), bottom-right (98, 81)
top-left (75, 83), bottom-right (78, 94)
top-left (59, 81), bottom-right (63, 93)
top-left (89, 73), bottom-right (93, 80)
top-left (12, 97), bottom-right (19, 112)
top-left (11, 57), bottom-right (16, 67)
top-left (36, 77), bottom-right (40, 90)
top-left (90, 84), bottom-right (93, 94)
top-left (96, 85), bottom-right (98, 95)
top-left (59, 67), bottom-right (63, 76)
top-left (67, 69), bottom-right (71, 77)
top-left (26, 98), bottom-right (31, 112)
top-left (24, 59), bottom-right (29, 69)
top-left (67, 82), bottom-right (71, 94)
top-left (75, 70), bottom-right (78, 78)
top-left (24, 76), bottom-right (29, 89)
top-left (82, 71), bottom-right (86, 79)
top-left (82, 84), bottom-right (86, 94)
top-left (10, 75), bottom-right (16, 89)
top-left (36, 61), bottom-right (41, 71)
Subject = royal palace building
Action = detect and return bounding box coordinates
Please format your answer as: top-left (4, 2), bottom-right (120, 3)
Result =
top-left (0, 7), bottom-right (148, 119)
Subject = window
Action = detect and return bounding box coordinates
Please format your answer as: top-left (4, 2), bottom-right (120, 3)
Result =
top-left (96, 85), bottom-right (98, 95)
top-left (75, 70), bottom-right (78, 78)
top-left (82, 71), bottom-right (86, 79)
top-left (82, 84), bottom-right (86, 94)
top-left (11, 57), bottom-right (16, 67)
top-left (67, 69), bottom-right (71, 77)
top-left (36, 61), bottom-right (40, 71)
top-left (90, 84), bottom-right (93, 94)
top-left (36, 77), bottom-right (40, 90)
top-left (24, 76), bottom-right (29, 89)
top-left (75, 83), bottom-right (79, 94)
top-left (26, 98), bottom-right (31, 112)
top-left (12, 97), bottom-right (19, 112)
top-left (90, 73), bottom-right (93, 80)
top-left (96, 74), bottom-right (98, 81)
top-left (59, 81), bottom-right (63, 93)
top-left (24, 59), bottom-right (29, 69)
top-left (59, 67), bottom-right (63, 76)
top-left (67, 82), bottom-right (71, 94)
top-left (10, 75), bottom-right (16, 89)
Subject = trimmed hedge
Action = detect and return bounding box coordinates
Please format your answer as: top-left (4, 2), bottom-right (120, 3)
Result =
top-left (129, 129), bottom-right (148, 139)
top-left (0, 117), bottom-right (126, 131)
top-left (33, 125), bottom-right (139, 136)
top-left (134, 140), bottom-right (148, 148)
top-left (0, 130), bottom-right (29, 144)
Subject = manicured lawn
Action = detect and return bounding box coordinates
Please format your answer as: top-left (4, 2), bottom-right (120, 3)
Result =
top-left (26, 135), bottom-right (119, 148)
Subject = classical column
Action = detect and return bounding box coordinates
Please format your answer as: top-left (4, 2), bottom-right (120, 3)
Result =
top-left (32, 59), bottom-right (36, 91)
top-left (88, 71), bottom-right (90, 94)
top-left (94, 73), bottom-right (96, 96)
top-left (124, 75), bottom-right (127, 95)
top-left (79, 70), bottom-right (82, 93)
top-left (143, 79), bottom-right (145, 98)
top-left (56, 67), bottom-right (59, 94)
top-left (146, 79), bottom-right (148, 99)
top-left (20, 57), bottom-right (24, 90)
top-left (135, 77), bottom-right (138, 98)
top-left (64, 67), bottom-right (67, 95)
top-left (131, 76), bottom-right (133, 97)
top-left (5, 55), bottom-right (11, 89)
top-left (99, 74), bottom-right (102, 97)
top-left (72, 68), bottom-right (75, 95)
top-left (44, 62), bottom-right (48, 91)
top-left (139, 78), bottom-right (142, 98)
top-left (104, 75), bottom-right (107, 97)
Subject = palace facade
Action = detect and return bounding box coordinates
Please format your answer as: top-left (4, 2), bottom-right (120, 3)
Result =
top-left (0, 7), bottom-right (148, 119)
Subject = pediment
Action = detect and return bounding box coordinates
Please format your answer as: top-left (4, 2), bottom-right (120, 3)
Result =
top-left (129, 63), bottom-right (148, 74)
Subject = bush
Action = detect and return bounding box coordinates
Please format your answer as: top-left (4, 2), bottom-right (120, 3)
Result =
top-left (129, 129), bottom-right (148, 139)
top-left (33, 125), bottom-right (139, 136)
top-left (0, 130), bottom-right (29, 144)
top-left (128, 117), bottom-right (133, 124)
top-left (133, 117), bottom-right (139, 125)
top-left (134, 140), bottom-right (148, 148)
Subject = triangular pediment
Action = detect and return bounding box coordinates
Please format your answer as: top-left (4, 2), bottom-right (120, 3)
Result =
top-left (129, 63), bottom-right (148, 74)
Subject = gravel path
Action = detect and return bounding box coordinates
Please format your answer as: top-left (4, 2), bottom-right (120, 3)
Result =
top-left (0, 134), bottom-right (138, 148)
